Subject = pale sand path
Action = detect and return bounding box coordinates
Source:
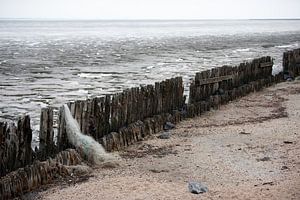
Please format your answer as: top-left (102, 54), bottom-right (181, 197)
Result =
top-left (36, 81), bottom-right (300, 200)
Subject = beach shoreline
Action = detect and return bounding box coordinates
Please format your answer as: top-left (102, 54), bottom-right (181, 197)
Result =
top-left (30, 80), bottom-right (300, 200)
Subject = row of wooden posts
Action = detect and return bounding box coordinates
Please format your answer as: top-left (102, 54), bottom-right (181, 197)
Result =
top-left (56, 76), bottom-right (185, 152)
top-left (0, 149), bottom-right (81, 199)
top-left (1, 49), bottom-right (300, 199)
top-left (189, 56), bottom-right (273, 104)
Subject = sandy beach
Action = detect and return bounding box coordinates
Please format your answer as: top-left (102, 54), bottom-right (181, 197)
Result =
top-left (30, 80), bottom-right (300, 200)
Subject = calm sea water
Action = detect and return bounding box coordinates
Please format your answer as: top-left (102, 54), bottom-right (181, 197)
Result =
top-left (0, 20), bottom-right (300, 143)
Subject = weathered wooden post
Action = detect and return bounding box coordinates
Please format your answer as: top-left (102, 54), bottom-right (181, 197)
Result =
top-left (0, 122), bottom-right (8, 177)
top-left (57, 106), bottom-right (69, 151)
top-left (39, 107), bottom-right (54, 160)
top-left (16, 115), bottom-right (33, 169)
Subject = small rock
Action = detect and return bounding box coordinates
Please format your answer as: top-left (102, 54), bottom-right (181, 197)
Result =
top-left (262, 181), bottom-right (274, 186)
top-left (218, 88), bottom-right (225, 95)
top-left (281, 166), bottom-right (289, 170)
top-left (295, 76), bottom-right (300, 81)
top-left (157, 132), bottom-right (171, 139)
top-left (164, 122), bottom-right (175, 130)
top-left (284, 72), bottom-right (293, 80)
top-left (149, 169), bottom-right (169, 173)
top-left (188, 181), bottom-right (208, 194)
top-left (286, 77), bottom-right (293, 82)
top-left (239, 131), bottom-right (251, 135)
top-left (257, 157), bottom-right (271, 162)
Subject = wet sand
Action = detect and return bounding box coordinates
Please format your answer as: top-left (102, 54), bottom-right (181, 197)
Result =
top-left (34, 81), bottom-right (300, 200)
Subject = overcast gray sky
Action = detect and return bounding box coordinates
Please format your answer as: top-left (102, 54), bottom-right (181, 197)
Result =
top-left (0, 0), bottom-right (299, 20)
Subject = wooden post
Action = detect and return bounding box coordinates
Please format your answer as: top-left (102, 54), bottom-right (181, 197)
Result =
top-left (39, 107), bottom-right (54, 160)
top-left (57, 106), bottom-right (69, 151)
top-left (16, 115), bottom-right (33, 169)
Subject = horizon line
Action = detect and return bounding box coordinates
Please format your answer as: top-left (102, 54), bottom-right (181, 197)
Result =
top-left (0, 17), bottom-right (300, 21)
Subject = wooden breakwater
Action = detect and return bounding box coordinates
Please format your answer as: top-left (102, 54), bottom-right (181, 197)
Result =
top-left (57, 76), bottom-right (185, 152)
top-left (0, 149), bottom-right (81, 200)
top-left (2, 49), bottom-right (299, 199)
top-left (0, 77), bottom-right (185, 199)
top-left (187, 56), bottom-right (283, 117)
top-left (1, 77), bottom-right (184, 176)
top-left (283, 48), bottom-right (300, 78)
top-left (0, 117), bottom-right (81, 199)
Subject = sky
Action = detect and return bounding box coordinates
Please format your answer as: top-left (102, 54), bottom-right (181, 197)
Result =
top-left (0, 0), bottom-right (299, 20)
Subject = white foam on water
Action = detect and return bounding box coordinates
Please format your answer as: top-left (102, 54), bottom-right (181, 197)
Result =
top-left (275, 43), bottom-right (299, 49)
top-left (146, 65), bottom-right (154, 69)
top-left (78, 73), bottom-right (112, 78)
top-left (176, 58), bottom-right (184, 62)
top-left (233, 48), bottom-right (250, 53)
top-left (63, 104), bottom-right (117, 165)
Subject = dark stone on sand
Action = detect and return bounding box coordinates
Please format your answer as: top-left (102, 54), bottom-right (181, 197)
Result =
top-left (149, 168), bottom-right (169, 173)
top-left (257, 156), bottom-right (271, 162)
top-left (281, 166), bottom-right (289, 170)
top-left (283, 71), bottom-right (293, 80)
top-left (188, 181), bottom-right (208, 194)
top-left (262, 182), bottom-right (274, 186)
top-left (239, 131), bottom-right (251, 135)
top-left (164, 122), bottom-right (175, 130)
top-left (157, 132), bottom-right (171, 139)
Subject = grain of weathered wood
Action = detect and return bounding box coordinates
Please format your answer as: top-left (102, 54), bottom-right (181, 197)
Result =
top-left (0, 116), bottom-right (33, 177)
top-left (198, 75), bottom-right (234, 85)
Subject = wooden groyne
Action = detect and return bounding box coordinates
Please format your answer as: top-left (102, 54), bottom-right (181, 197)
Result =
top-left (0, 149), bottom-right (81, 200)
top-left (189, 56), bottom-right (273, 104)
top-left (57, 77), bottom-right (185, 152)
top-left (283, 48), bottom-right (300, 78)
top-left (1, 49), bottom-right (300, 199)
top-left (187, 56), bottom-right (282, 117)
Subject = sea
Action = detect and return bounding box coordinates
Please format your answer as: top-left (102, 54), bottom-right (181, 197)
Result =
top-left (0, 19), bottom-right (300, 144)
